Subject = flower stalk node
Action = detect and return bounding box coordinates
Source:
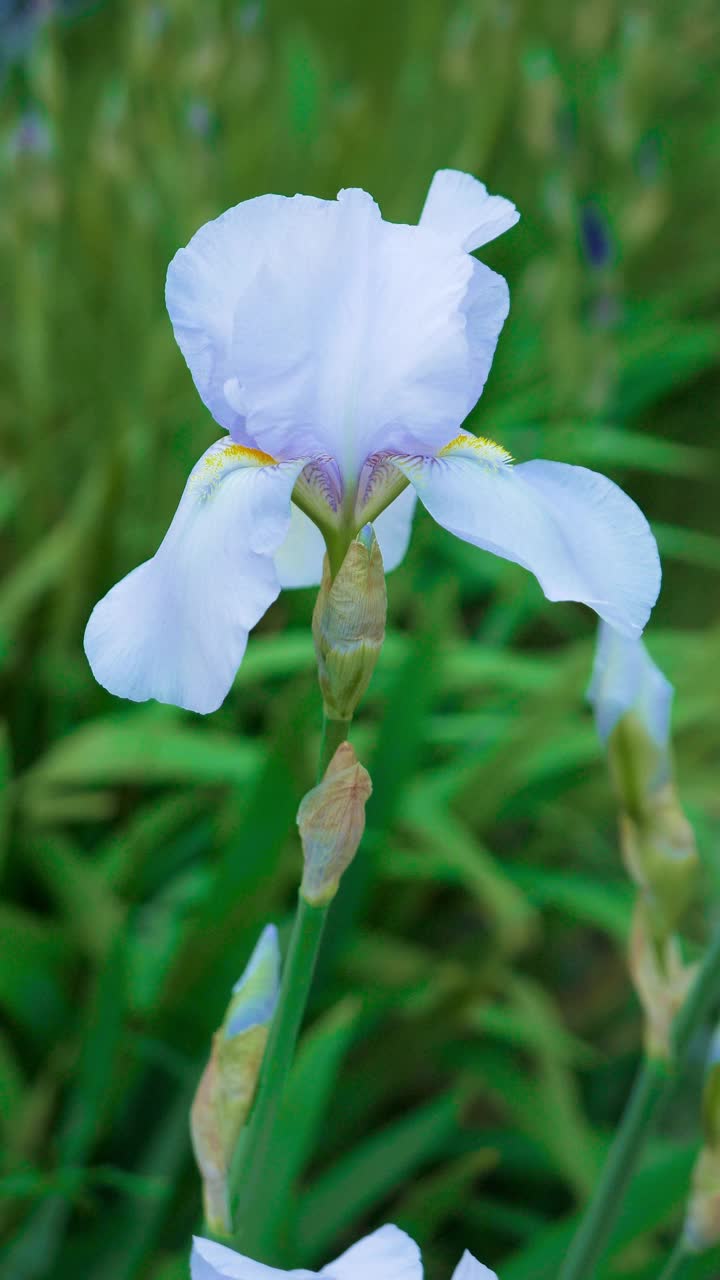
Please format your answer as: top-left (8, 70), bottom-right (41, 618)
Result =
top-left (629, 901), bottom-right (698, 1062)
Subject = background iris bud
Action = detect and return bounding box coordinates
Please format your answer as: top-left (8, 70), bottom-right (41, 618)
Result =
top-left (298, 742), bottom-right (372, 905)
top-left (588, 624), bottom-right (699, 938)
top-left (190, 925), bottom-right (280, 1234)
top-left (312, 526), bottom-right (387, 721)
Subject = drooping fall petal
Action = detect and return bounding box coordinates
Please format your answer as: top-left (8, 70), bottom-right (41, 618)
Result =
top-left (395, 438), bottom-right (660, 637)
top-left (84, 440), bottom-right (304, 713)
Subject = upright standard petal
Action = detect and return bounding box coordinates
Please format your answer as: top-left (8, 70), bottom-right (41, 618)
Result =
top-left (395, 438), bottom-right (660, 636)
top-left (84, 441), bottom-right (304, 714)
top-left (191, 1236), bottom-right (315, 1280)
top-left (587, 621), bottom-right (673, 746)
top-left (322, 1225), bottom-right (422, 1280)
top-left (420, 169), bottom-right (519, 252)
top-left (166, 193), bottom-right (325, 441)
top-left (167, 188), bottom-right (510, 476)
top-left (450, 1252), bottom-right (498, 1280)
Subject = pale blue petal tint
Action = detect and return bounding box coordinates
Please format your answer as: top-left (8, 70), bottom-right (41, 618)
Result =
top-left (225, 923), bottom-right (280, 1038)
top-left (321, 1225), bottom-right (423, 1280)
top-left (587, 620), bottom-right (673, 745)
top-left (191, 1236), bottom-right (315, 1280)
top-left (370, 485), bottom-right (418, 572)
top-left (166, 181), bottom-right (510, 483)
top-left (274, 487), bottom-right (418, 590)
top-left (84, 441), bottom-right (304, 714)
top-left (395, 448), bottom-right (660, 637)
top-left (190, 1230), bottom-right (494, 1280)
top-left (450, 1252), bottom-right (498, 1280)
top-left (420, 168), bottom-right (519, 251)
top-left (274, 503), bottom-right (327, 588)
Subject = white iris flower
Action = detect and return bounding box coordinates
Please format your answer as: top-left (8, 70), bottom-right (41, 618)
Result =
top-left (190, 1225), bottom-right (497, 1279)
top-left (85, 170), bottom-right (660, 714)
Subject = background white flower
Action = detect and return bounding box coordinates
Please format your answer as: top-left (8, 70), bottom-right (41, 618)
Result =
top-left (190, 1225), bottom-right (498, 1280)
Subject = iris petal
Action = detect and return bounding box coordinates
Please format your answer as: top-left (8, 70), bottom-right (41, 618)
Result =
top-left (588, 621), bottom-right (673, 745)
top-left (420, 168), bottom-right (519, 251)
top-left (274, 503), bottom-right (327, 589)
top-left (84, 441), bottom-right (304, 714)
top-left (373, 485), bottom-right (417, 572)
top-left (322, 1225), bottom-right (422, 1280)
top-left (190, 1236), bottom-right (314, 1280)
top-left (450, 1252), bottom-right (498, 1280)
top-left (395, 448), bottom-right (660, 636)
top-left (166, 186), bottom-right (510, 478)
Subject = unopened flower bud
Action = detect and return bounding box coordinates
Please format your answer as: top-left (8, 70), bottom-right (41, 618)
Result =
top-left (588, 623), bottom-right (699, 935)
top-left (629, 902), bottom-right (697, 1061)
top-left (190, 925), bottom-right (280, 1233)
top-left (588, 622), bottom-right (673, 806)
top-left (298, 743), bottom-right (372, 905)
top-left (312, 527), bottom-right (387, 721)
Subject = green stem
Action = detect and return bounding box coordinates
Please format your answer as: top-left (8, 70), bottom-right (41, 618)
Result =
top-left (230, 713), bottom-right (351, 1251)
top-left (317, 715), bottom-right (351, 779)
top-left (673, 926), bottom-right (720, 1060)
top-left (231, 893), bottom-right (329, 1248)
top-left (560, 925), bottom-right (720, 1280)
top-left (559, 1060), bottom-right (668, 1280)
top-left (657, 1239), bottom-right (689, 1280)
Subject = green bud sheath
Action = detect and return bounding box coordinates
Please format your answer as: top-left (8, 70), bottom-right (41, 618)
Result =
top-left (312, 530), bottom-right (387, 721)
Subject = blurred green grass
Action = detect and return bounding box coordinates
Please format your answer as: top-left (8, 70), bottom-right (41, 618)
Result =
top-left (1, 1), bottom-right (720, 1277)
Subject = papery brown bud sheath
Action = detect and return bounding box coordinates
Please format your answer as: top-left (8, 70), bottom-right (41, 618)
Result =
top-left (298, 742), bottom-right (372, 905)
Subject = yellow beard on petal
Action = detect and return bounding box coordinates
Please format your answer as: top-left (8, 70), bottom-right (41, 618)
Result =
top-left (438, 433), bottom-right (513, 467)
top-left (190, 441), bottom-right (279, 501)
top-left (208, 442), bottom-right (278, 469)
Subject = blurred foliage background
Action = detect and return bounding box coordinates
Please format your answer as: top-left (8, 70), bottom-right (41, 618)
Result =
top-left (1, 1), bottom-right (720, 1277)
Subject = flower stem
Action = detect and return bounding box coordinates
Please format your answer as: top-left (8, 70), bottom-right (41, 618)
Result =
top-left (317, 715), bottom-right (351, 779)
top-left (657, 1239), bottom-right (689, 1280)
top-left (559, 1061), bottom-right (668, 1280)
top-left (560, 925), bottom-right (720, 1280)
top-left (230, 714), bottom-right (351, 1251)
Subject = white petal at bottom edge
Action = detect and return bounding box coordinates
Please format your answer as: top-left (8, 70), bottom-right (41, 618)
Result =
top-left (84, 441), bottom-right (304, 714)
top-left (322, 1224), bottom-right (422, 1280)
top-left (396, 453), bottom-right (660, 636)
top-left (450, 1250), bottom-right (498, 1280)
top-left (191, 1236), bottom-right (315, 1280)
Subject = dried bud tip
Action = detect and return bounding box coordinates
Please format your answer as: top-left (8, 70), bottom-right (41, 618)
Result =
top-left (298, 743), bottom-right (372, 905)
